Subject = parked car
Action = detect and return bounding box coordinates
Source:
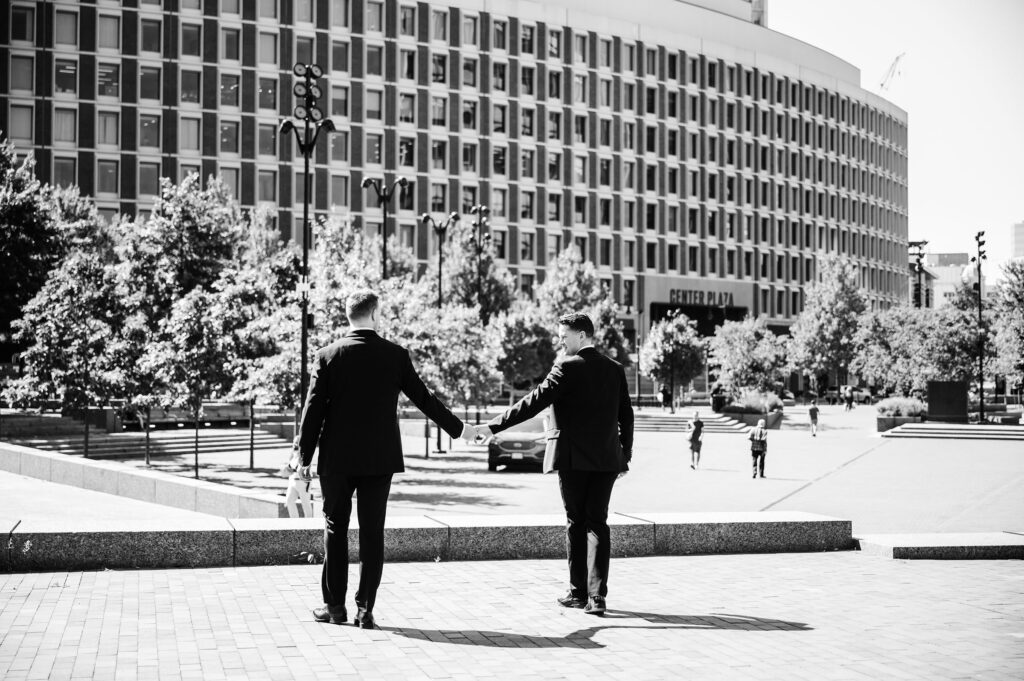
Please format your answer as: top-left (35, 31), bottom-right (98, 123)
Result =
top-left (487, 412), bottom-right (549, 472)
top-left (840, 385), bottom-right (874, 404)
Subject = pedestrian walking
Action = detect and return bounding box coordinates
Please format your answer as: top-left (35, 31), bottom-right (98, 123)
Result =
top-left (808, 400), bottom-right (819, 437)
top-left (687, 411), bottom-right (704, 469)
top-left (749, 418), bottom-right (768, 478)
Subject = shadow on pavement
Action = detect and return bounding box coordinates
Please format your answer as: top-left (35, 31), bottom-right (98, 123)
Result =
top-left (395, 477), bottom-right (519, 490)
top-left (382, 610), bottom-right (811, 648)
top-left (386, 490), bottom-right (507, 507)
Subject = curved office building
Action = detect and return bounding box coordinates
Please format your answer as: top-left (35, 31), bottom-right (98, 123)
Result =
top-left (2, 0), bottom-right (908, 338)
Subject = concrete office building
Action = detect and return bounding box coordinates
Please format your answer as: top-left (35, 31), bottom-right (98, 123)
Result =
top-left (1012, 221), bottom-right (1024, 262)
top-left (2, 0), bottom-right (909, 342)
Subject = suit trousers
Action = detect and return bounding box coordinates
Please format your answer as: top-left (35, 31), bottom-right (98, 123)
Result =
top-left (557, 469), bottom-right (618, 598)
top-left (320, 473), bottom-right (393, 612)
top-left (751, 452), bottom-right (766, 477)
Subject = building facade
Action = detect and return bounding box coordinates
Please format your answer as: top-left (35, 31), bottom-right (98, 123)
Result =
top-left (2, 0), bottom-right (909, 339)
top-left (1012, 221), bottom-right (1024, 262)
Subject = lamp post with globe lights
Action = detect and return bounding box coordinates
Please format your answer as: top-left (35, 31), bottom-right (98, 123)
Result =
top-left (362, 177), bottom-right (408, 280)
top-left (971, 230), bottom-right (987, 421)
top-left (280, 62), bottom-right (335, 411)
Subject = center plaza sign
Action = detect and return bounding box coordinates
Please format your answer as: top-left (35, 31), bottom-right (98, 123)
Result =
top-left (668, 289), bottom-right (735, 306)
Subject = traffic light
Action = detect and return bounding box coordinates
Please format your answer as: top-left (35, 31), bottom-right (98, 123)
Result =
top-left (292, 63), bottom-right (324, 122)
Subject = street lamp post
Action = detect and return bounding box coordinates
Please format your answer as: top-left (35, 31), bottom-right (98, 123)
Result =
top-left (469, 205), bottom-right (491, 305)
top-left (280, 62), bottom-right (336, 412)
top-left (421, 212), bottom-right (460, 456)
top-left (909, 240), bottom-right (929, 308)
top-left (972, 230), bottom-right (987, 422)
top-left (362, 177), bottom-right (408, 280)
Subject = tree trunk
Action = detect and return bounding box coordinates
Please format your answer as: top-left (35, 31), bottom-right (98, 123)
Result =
top-left (144, 407), bottom-right (151, 466)
top-left (193, 399), bottom-right (200, 479)
top-left (249, 399), bottom-right (255, 471)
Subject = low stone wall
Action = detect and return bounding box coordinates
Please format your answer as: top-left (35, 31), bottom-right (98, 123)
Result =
top-left (1, 511), bottom-right (856, 572)
top-left (0, 442), bottom-right (288, 518)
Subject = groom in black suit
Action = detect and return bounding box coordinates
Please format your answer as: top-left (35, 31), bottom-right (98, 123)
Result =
top-left (481, 312), bottom-right (634, 614)
top-left (297, 290), bottom-right (478, 629)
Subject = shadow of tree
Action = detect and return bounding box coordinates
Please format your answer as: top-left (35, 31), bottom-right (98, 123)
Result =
top-left (395, 477), bottom-right (521, 490)
top-left (382, 610), bottom-right (811, 649)
top-left (385, 490), bottom-right (507, 507)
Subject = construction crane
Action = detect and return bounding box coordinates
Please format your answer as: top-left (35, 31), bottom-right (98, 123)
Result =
top-left (880, 53), bottom-right (905, 91)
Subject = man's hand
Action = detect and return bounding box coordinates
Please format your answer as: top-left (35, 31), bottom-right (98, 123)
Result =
top-left (299, 465), bottom-right (312, 481)
top-left (475, 425), bottom-right (493, 443)
top-left (460, 424), bottom-right (480, 442)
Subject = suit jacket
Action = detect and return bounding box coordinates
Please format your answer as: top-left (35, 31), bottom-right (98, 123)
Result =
top-left (297, 328), bottom-right (464, 477)
top-left (487, 347), bottom-right (634, 472)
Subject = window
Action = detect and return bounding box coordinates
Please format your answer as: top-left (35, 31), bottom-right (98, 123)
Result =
top-left (573, 156), bottom-right (586, 183)
top-left (548, 71), bottom-right (562, 99)
top-left (11, 6), bottom-right (34, 41)
top-left (259, 33), bottom-right (277, 64)
top-left (430, 183), bottom-right (447, 211)
top-left (53, 158), bottom-right (76, 187)
top-left (462, 100), bottom-right (477, 130)
top-left (366, 1), bottom-right (383, 31)
top-left (493, 146), bottom-right (507, 175)
top-left (431, 97), bottom-right (447, 126)
top-left (645, 49), bottom-right (657, 77)
top-left (493, 231), bottom-right (507, 258)
top-left (366, 133), bottom-right (383, 163)
top-left (547, 194), bottom-right (561, 221)
top-left (139, 114), bottom-right (160, 147)
top-left (139, 67), bottom-right (160, 100)
top-left (521, 108), bottom-right (534, 136)
top-left (547, 151), bottom-right (561, 181)
top-left (624, 83), bottom-right (635, 110)
top-left (573, 196), bottom-right (586, 223)
top-left (140, 19), bottom-right (161, 53)
top-left (521, 25), bottom-right (535, 55)
top-left (179, 117), bottom-right (200, 151)
top-left (574, 34), bottom-right (587, 63)
top-left (573, 74), bottom-right (587, 103)
top-left (98, 15), bottom-right (119, 49)
top-left (182, 24), bottom-right (201, 57)
top-left (331, 86), bottom-right (348, 116)
top-left (491, 189), bottom-right (507, 218)
top-left (547, 233), bottom-right (562, 261)
top-left (432, 55), bottom-right (447, 83)
top-left (646, 242), bottom-right (657, 270)
top-left (9, 104), bottom-right (32, 141)
top-left (623, 279), bottom-right (634, 306)
top-left (493, 20), bottom-right (507, 50)
top-left (462, 58), bottom-right (477, 87)
top-left (521, 67), bottom-right (535, 96)
top-left (493, 104), bottom-right (506, 133)
top-left (297, 36), bottom-right (314, 66)
top-left (493, 63), bottom-right (507, 91)
top-left (98, 160), bottom-right (119, 193)
top-left (431, 10), bottom-right (447, 40)
top-left (599, 158), bottom-right (611, 185)
top-left (599, 199), bottom-right (611, 226)
top-left (258, 124), bottom-right (276, 155)
top-left (220, 74), bottom-right (240, 106)
top-left (462, 143), bottom-right (477, 172)
top-left (463, 16), bottom-right (477, 45)
top-left (431, 140), bottom-right (446, 169)
top-left (400, 49), bottom-right (415, 79)
top-left (599, 79), bottom-right (612, 107)
top-left (220, 120), bottom-right (239, 153)
top-left (399, 6), bottom-right (415, 35)
top-left (398, 137), bottom-right (414, 167)
top-left (258, 78), bottom-right (276, 109)
top-left (366, 90), bottom-right (382, 119)
top-left (54, 60), bottom-right (77, 95)
top-left (55, 11), bottom-right (78, 46)
top-left (548, 111), bottom-right (561, 141)
top-left (521, 192), bottom-right (535, 221)
top-left (548, 30), bottom-right (562, 58)
top-left (599, 39), bottom-right (612, 68)
top-left (222, 0), bottom-right (240, 13)
top-left (624, 44), bottom-right (636, 72)
top-left (53, 109), bottom-right (76, 142)
top-left (139, 162), bottom-right (160, 196)
top-left (600, 238), bottom-right (612, 266)
top-left (399, 94), bottom-right (414, 123)
top-left (521, 149), bottom-right (534, 178)
top-left (366, 45), bottom-right (383, 76)
top-left (521, 231), bottom-right (535, 258)
top-left (258, 170), bottom-right (276, 202)
top-left (10, 56), bottom-right (32, 92)
top-left (574, 115), bottom-right (586, 144)
top-left (332, 131), bottom-right (349, 162)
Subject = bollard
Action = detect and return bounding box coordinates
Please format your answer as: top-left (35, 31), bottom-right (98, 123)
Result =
top-left (424, 419), bottom-right (430, 459)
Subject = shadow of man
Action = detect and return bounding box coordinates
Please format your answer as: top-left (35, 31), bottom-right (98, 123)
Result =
top-left (381, 610), bottom-right (811, 649)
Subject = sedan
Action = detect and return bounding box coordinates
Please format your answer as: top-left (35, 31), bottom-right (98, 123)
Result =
top-left (487, 412), bottom-right (549, 472)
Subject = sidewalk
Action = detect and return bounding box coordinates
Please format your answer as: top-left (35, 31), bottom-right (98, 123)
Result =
top-left (1, 552), bottom-right (1020, 680)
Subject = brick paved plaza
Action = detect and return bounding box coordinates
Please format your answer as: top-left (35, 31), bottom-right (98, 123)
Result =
top-left (2, 552), bottom-right (1021, 681)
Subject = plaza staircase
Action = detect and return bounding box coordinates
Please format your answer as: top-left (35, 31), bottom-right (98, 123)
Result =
top-left (633, 411), bottom-right (748, 434)
top-left (883, 422), bottom-right (1024, 441)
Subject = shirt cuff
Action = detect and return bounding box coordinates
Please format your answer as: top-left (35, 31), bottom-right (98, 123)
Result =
top-left (459, 423), bottom-right (473, 440)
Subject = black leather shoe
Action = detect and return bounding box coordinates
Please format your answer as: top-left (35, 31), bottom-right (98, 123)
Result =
top-left (354, 607), bottom-right (376, 629)
top-left (557, 592), bottom-right (587, 609)
top-left (312, 604), bottom-right (347, 624)
top-left (584, 596), bottom-right (606, 615)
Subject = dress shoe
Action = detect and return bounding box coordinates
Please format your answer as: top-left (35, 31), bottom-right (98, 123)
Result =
top-left (584, 596), bottom-right (606, 615)
top-left (353, 607), bottom-right (376, 629)
top-left (557, 592), bottom-right (587, 609)
top-left (312, 604), bottom-right (347, 624)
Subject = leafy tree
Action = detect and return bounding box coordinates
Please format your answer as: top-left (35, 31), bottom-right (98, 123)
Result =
top-left (494, 302), bottom-right (556, 395)
top-left (707, 316), bottom-right (789, 393)
top-left (638, 311), bottom-right (705, 407)
top-left (851, 306), bottom-right (937, 394)
top-left (787, 256), bottom-right (867, 386)
top-left (534, 246), bottom-right (630, 364)
top-left (993, 261), bottom-right (1024, 383)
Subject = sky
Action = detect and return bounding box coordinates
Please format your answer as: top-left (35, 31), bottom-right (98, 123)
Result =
top-left (766, 0), bottom-right (1024, 282)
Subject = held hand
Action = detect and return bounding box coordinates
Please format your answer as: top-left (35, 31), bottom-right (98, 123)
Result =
top-left (299, 465), bottom-right (312, 481)
top-left (475, 425), bottom-right (493, 443)
top-left (461, 424), bottom-right (480, 443)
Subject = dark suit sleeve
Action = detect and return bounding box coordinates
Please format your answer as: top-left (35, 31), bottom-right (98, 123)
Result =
top-left (298, 350), bottom-right (328, 466)
top-left (399, 348), bottom-right (464, 438)
top-left (617, 365), bottom-right (634, 464)
top-left (488, 361), bottom-right (569, 434)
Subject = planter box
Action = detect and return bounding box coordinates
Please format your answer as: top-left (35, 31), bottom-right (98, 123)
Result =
top-left (727, 411), bottom-right (784, 429)
top-left (876, 416), bottom-right (922, 432)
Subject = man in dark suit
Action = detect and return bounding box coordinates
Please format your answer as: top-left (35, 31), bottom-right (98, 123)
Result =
top-left (480, 312), bottom-right (634, 615)
top-left (298, 290), bottom-right (478, 629)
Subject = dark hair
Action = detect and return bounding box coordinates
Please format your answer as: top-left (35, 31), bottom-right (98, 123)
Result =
top-left (558, 312), bottom-right (594, 338)
top-left (346, 289), bottom-right (379, 320)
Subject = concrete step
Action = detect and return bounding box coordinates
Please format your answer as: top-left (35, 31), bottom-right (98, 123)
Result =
top-left (633, 413), bottom-right (748, 433)
top-left (9, 429), bottom-right (292, 458)
top-left (883, 423), bottom-right (1024, 441)
top-left (856, 532), bottom-right (1024, 559)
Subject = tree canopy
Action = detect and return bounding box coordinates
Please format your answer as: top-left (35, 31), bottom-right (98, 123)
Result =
top-left (706, 316), bottom-right (788, 393)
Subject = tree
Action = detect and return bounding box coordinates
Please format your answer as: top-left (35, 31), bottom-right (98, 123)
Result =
top-left (851, 306), bottom-right (938, 395)
top-left (494, 302), bottom-right (556, 396)
top-left (706, 316), bottom-right (789, 393)
top-left (534, 246), bottom-right (630, 364)
top-left (993, 261), bottom-right (1024, 383)
top-left (787, 256), bottom-right (867, 387)
top-left (638, 311), bottom-right (705, 408)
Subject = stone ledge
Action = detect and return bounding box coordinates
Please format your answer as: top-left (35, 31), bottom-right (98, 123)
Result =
top-left (855, 532), bottom-right (1024, 560)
